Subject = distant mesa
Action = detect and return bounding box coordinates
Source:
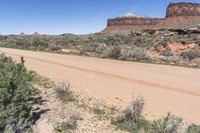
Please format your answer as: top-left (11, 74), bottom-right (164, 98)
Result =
top-left (102, 2), bottom-right (200, 33)
top-left (20, 32), bottom-right (27, 36)
top-left (33, 32), bottom-right (40, 36)
top-left (166, 2), bottom-right (200, 18)
top-left (19, 32), bottom-right (40, 36)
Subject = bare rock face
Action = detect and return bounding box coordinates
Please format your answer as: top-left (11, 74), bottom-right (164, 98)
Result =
top-left (166, 2), bottom-right (200, 18)
top-left (104, 17), bottom-right (164, 33)
top-left (107, 18), bottom-right (162, 27)
top-left (103, 2), bottom-right (200, 33)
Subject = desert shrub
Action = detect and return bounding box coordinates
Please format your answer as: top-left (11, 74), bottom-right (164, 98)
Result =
top-left (16, 39), bottom-right (27, 46)
top-left (0, 54), bottom-right (38, 133)
top-left (92, 102), bottom-right (105, 115)
top-left (55, 82), bottom-right (74, 103)
top-left (150, 113), bottom-right (183, 133)
top-left (49, 44), bottom-right (61, 51)
top-left (32, 38), bottom-right (48, 48)
top-left (32, 73), bottom-right (54, 89)
top-left (112, 97), bottom-right (186, 133)
top-left (134, 38), bottom-right (145, 47)
top-left (133, 33), bottom-right (154, 48)
top-left (161, 50), bottom-right (173, 57)
top-left (107, 46), bottom-right (121, 59)
top-left (95, 43), bottom-right (107, 54)
top-left (186, 124), bottom-right (200, 133)
top-left (120, 47), bottom-right (152, 62)
top-left (111, 97), bottom-right (149, 132)
top-left (105, 34), bottom-right (132, 46)
top-left (0, 36), bottom-right (8, 41)
top-left (81, 42), bottom-right (101, 53)
top-left (53, 112), bottom-right (81, 133)
top-left (80, 41), bottom-right (107, 54)
top-left (180, 50), bottom-right (200, 60)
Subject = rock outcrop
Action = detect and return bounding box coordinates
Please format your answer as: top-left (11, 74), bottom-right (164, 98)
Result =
top-left (107, 17), bottom-right (163, 27)
top-left (103, 2), bottom-right (200, 33)
top-left (166, 2), bottom-right (200, 18)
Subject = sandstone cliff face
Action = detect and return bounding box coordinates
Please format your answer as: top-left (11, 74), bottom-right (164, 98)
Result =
top-left (107, 18), bottom-right (163, 27)
top-left (166, 2), bottom-right (200, 18)
top-left (103, 2), bottom-right (200, 33)
top-left (104, 18), bottom-right (164, 33)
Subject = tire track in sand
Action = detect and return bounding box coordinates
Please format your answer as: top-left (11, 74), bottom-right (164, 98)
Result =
top-left (3, 50), bottom-right (200, 97)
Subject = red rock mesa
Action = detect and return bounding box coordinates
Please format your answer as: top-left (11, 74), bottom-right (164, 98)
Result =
top-left (102, 2), bottom-right (200, 33)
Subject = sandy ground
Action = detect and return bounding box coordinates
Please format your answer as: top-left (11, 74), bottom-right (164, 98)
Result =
top-left (32, 83), bottom-right (125, 133)
top-left (0, 47), bottom-right (200, 124)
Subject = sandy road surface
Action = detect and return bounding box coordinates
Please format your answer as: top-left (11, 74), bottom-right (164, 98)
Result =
top-left (0, 47), bottom-right (200, 124)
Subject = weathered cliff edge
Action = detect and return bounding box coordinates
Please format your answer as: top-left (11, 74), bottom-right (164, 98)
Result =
top-left (102, 2), bottom-right (200, 33)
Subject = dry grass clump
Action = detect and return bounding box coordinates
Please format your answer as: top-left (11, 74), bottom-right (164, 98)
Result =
top-left (54, 82), bottom-right (74, 103)
top-left (92, 102), bottom-right (105, 115)
top-left (53, 111), bottom-right (81, 133)
top-left (112, 97), bottom-right (186, 133)
top-left (107, 46), bottom-right (121, 59)
top-left (120, 47), bottom-right (152, 62)
top-left (111, 97), bottom-right (148, 132)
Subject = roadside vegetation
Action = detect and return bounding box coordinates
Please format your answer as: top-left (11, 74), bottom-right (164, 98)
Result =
top-left (0, 54), bottom-right (81, 133)
top-left (54, 82), bottom-right (75, 103)
top-left (53, 111), bottom-right (81, 133)
top-left (0, 25), bottom-right (200, 68)
top-left (112, 97), bottom-right (200, 133)
top-left (0, 24), bottom-right (200, 68)
top-left (180, 50), bottom-right (200, 60)
top-left (0, 54), bottom-right (199, 133)
top-left (0, 54), bottom-right (40, 133)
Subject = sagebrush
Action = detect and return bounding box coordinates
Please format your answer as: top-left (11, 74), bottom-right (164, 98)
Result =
top-left (0, 54), bottom-right (39, 133)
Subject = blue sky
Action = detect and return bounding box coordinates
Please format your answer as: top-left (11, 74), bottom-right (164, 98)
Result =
top-left (0, 0), bottom-right (199, 35)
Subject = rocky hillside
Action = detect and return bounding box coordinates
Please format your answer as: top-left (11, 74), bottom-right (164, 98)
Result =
top-left (130, 24), bottom-right (200, 67)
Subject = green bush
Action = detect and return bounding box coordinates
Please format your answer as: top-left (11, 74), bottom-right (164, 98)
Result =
top-left (105, 34), bottom-right (132, 46)
top-left (186, 124), bottom-right (200, 133)
top-left (112, 97), bottom-right (191, 133)
top-left (120, 48), bottom-right (152, 62)
top-left (81, 42), bottom-right (100, 53)
top-left (150, 113), bottom-right (183, 133)
top-left (161, 50), bottom-right (173, 57)
top-left (32, 38), bottom-right (48, 48)
top-left (111, 97), bottom-right (148, 132)
top-left (49, 44), bottom-right (61, 51)
top-left (180, 50), bottom-right (200, 60)
top-left (0, 54), bottom-right (38, 133)
top-left (107, 46), bottom-right (121, 59)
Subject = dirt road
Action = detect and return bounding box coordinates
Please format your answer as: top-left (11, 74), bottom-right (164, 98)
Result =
top-left (0, 47), bottom-right (200, 124)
